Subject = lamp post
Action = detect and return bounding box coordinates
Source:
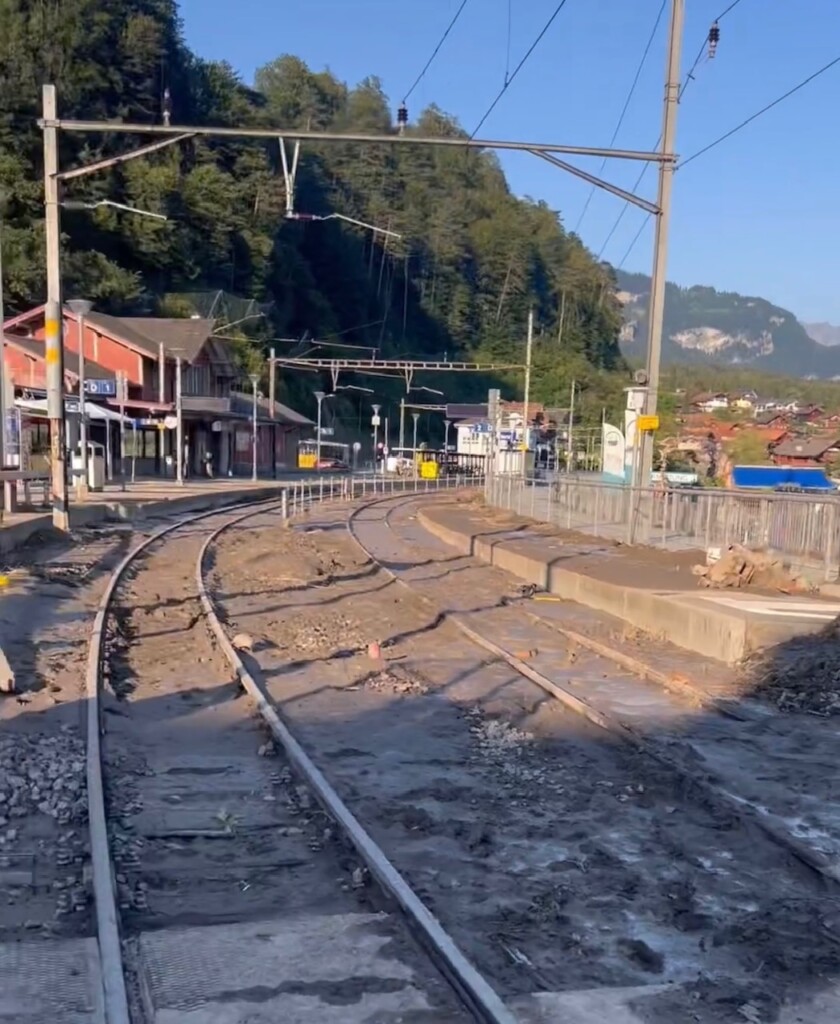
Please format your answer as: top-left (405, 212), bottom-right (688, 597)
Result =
top-left (0, 190), bottom-right (7, 470)
top-left (372, 403), bottom-right (381, 472)
top-left (314, 390), bottom-right (325, 469)
top-left (175, 355), bottom-right (184, 485)
top-left (67, 298), bottom-right (93, 491)
top-left (444, 419), bottom-right (451, 454)
top-left (250, 373), bottom-right (259, 482)
top-left (411, 411), bottom-right (420, 479)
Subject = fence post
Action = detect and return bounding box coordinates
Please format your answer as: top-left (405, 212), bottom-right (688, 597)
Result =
top-left (824, 502), bottom-right (837, 581)
top-left (281, 488), bottom-right (288, 521)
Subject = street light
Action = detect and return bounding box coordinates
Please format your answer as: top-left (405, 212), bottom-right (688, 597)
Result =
top-left (314, 390), bottom-right (325, 469)
top-left (61, 199), bottom-right (168, 221)
top-left (444, 419), bottom-right (452, 454)
top-left (67, 298), bottom-right (93, 491)
top-left (372, 403), bottom-right (381, 472)
top-left (0, 189), bottom-right (8, 470)
top-left (411, 411), bottom-right (420, 479)
top-left (249, 373), bottom-right (260, 482)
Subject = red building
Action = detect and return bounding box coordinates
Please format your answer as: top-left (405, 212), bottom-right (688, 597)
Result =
top-left (3, 306), bottom-right (312, 477)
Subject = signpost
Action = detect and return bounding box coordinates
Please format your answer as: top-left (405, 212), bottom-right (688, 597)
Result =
top-left (84, 379), bottom-right (117, 397)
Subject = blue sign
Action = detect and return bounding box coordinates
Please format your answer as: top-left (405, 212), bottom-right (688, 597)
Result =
top-left (85, 379), bottom-right (117, 397)
top-left (470, 422), bottom-right (490, 434)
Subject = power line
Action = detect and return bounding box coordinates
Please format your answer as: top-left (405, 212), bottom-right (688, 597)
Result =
top-left (573, 0), bottom-right (667, 235)
top-left (402, 0), bottom-right (471, 104)
top-left (596, 0), bottom-right (746, 262)
top-left (470, 0), bottom-right (572, 139)
top-left (619, 48), bottom-right (840, 268)
top-left (679, 53), bottom-right (840, 169)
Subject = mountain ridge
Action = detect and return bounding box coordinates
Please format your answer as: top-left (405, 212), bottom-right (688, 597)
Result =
top-left (616, 269), bottom-right (840, 379)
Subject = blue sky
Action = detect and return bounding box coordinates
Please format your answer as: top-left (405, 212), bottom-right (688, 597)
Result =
top-left (179, 0), bottom-right (840, 323)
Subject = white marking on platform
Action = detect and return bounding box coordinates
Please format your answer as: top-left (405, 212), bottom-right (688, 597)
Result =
top-left (695, 595), bottom-right (840, 620)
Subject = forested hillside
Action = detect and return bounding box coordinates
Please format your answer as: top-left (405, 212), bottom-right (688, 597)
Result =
top-left (0, 0), bottom-right (626, 427)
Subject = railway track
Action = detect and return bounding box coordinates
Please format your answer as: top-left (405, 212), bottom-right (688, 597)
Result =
top-left (10, 478), bottom-right (838, 1023)
top-left (82, 479), bottom-right (516, 1024)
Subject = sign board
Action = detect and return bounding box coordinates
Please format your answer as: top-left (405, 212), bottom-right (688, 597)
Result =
top-left (371, 415), bottom-right (381, 427)
top-left (85, 379), bottom-right (117, 397)
top-left (352, 441), bottom-right (362, 452)
top-left (163, 415), bottom-right (178, 429)
top-left (317, 426), bottom-right (335, 436)
top-left (470, 422), bottom-right (490, 435)
top-left (637, 414), bottom-right (660, 432)
top-left (601, 423), bottom-right (625, 480)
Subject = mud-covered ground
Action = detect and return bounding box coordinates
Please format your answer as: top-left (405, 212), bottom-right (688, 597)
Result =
top-left (102, 507), bottom-right (470, 1022)
top-left (209, 501), bottom-right (840, 1023)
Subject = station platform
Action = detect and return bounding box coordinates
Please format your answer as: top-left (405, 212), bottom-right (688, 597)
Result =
top-left (418, 502), bottom-right (840, 665)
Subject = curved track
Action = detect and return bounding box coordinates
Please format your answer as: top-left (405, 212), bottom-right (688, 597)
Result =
top-left (84, 479), bottom-right (509, 1024)
top-left (78, 483), bottom-right (840, 1024)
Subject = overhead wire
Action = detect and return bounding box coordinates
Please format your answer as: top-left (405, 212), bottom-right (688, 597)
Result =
top-left (402, 0), bottom-right (471, 105)
top-left (596, 0), bottom-right (747, 263)
top-left (470, 0), bottom-right (572, 139)
top-left (573, 0), bottom-right (667, 236)
top-left (618, 49), bottom-right (840, 268)
top-left (678, 53), bottom-right (840, 169)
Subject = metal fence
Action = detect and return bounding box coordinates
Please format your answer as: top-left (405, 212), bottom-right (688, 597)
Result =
top-left (485, 474), bottom-right (840, 581)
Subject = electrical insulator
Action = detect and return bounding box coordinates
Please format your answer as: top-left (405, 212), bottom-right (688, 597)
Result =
top-left (162, 86), bottom-right (172, 126)
top-left (708, 21), bottom-right (720, 60)
top-left (397, 103), bottom-right (408, 127)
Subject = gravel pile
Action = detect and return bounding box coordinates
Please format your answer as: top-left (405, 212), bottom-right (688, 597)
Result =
top-left (0, 727), bottom-right (87, 827)
top-left (743, 615), bottom-right (840, 715)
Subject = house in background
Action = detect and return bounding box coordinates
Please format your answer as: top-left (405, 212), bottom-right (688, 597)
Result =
top-left (2, 305), bottom-right (312, 476)
top-left (689, 391), bottom-right (729, 413)
top-left (769, 435), bottom-right (840, 467)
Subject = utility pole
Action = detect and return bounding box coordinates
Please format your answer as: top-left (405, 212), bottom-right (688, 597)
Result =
top-left (399, 397), bottom-right (405, 452)
top-left (268, 347), bottom-right (276, 420)
top-left (314, 390), bottom-right (325, 469)
top-left (250, 373), bottom-right (259, 481)
top-left (43, 84), bottom-right (69, 529)
top-left (175, 356), bottom-right (184, 485)
top-left (522, 309), bottom-right (533, 474)
top-left (67, 299), bottom-right (92, 492)
top-left (411, 412), bottom-right (420, 478)
top-left (637, 0), bottom-right (684, 493)
top-left (567, 380), bottom-right (576, 474)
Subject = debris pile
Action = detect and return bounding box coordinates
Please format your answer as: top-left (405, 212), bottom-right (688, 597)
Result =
top-left (692, 545), bottom-right (810, 593)
top-left (0, 728), bottom-right (87, 827)
top-left (744, 614), bottom-right (840, 715)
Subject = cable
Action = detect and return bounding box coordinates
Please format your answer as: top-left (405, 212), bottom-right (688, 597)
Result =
top-left (678, 53), bottom-right (840, 169)
top-left (618, 48), bottom-right (840, 267)
top-left (596, 0), bottom-right (747, 262)
top-left (470, 0), bottom-right (571, 139)
top-left (402, 0), bottom-right (470, 104)
top-left (573, 0), bottom-right (667, 235)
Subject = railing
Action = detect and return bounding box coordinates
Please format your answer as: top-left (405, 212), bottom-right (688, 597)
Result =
top-left (485, 474), bottom-right (840, 581)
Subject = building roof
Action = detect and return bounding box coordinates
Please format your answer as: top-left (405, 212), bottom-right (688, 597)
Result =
top-left (84, 312), bottom-right (218, 365)
top-left (445, 401), bottom-right (543, 424)
top-left (754, 410), bottom-right (787, 425)
top-left (229, 391), bottom-right (313, 427)
top-left (4, 334), bottom-right (115, 381)
top-left (770, 435), bottom-right (840, 459)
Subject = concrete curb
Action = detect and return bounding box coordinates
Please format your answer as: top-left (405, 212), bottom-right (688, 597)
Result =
top-left (416, 507), bottom-right (832, 666)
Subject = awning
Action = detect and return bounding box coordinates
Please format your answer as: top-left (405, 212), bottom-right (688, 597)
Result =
top-left (15, 397), bottom-right (135, 426)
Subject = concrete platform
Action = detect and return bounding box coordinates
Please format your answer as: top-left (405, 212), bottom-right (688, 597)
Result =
top-left (419, 504), bottom-right (840, 665)
top-left (0, 479), bottom-right (298, 555)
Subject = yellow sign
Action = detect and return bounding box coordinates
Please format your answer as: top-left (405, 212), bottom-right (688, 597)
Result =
top-left (637, 414), bottom-right (660, 432)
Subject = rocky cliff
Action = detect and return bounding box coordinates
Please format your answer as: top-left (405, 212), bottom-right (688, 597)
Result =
top-left (617, 270), bottom-right (840, 378)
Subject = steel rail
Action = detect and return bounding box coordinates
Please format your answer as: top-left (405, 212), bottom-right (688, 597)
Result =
top-left (346, 491), bottom-right (840, 888)
top-left (85, 491), bottom-right (300, 1023)
top-left (197, 482), bottom-right (520, 1024)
